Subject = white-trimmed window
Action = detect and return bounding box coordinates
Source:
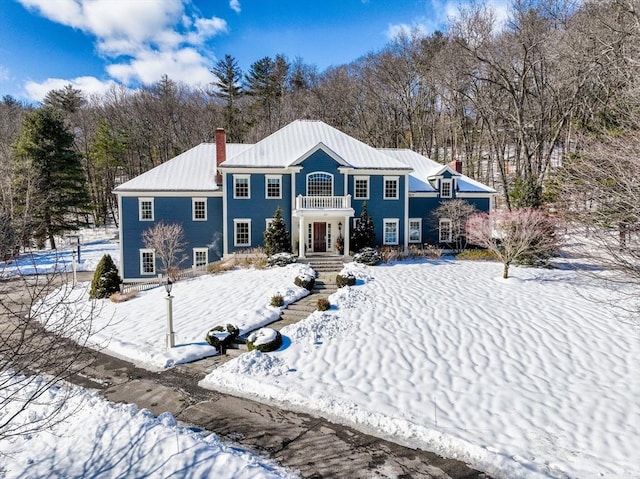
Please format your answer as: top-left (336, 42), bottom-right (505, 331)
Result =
top-left (354, 176), bottom-right (369, 200)
top-left (233, 175), bottom-right (250, 199)
top-left (440, 179), bottom-right (453, 198)
top-left (193, 248), bottom-right (208, 268)
top-left (384, 176), bottom-right (399, 200)
top-left (138, 198), bottom-right (154, 221)
top-left (409, 218), bottom-right (422, 243)
top-left (439, 218), bottom-right (452, 243)
top-left (234, 219), bottom-right (251, 247)
top-left (140, 249), bottom-right (155, 275)
top-left (383, 218), bottom-right (399, 245)
top-left (265, 175), bottom-right (282, 199)
top-left (306, 172), bottom-right (333, 196)
top-left (192, 198), bottom-right (207, 221)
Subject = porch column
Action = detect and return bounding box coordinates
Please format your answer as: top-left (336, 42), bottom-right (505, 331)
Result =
top-left (298, 216), bottom-right (305, 258)
top-left (343, 215), bottom-right (350, 257)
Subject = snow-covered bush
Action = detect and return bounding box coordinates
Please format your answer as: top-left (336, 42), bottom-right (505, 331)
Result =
top-left (267, 252), bottom-right (296, 267)
top-left (294, 273), bottom-right (315, 291)
top-left (316, 297), bottom-right (331, 311)
top-left (335, 273), bottom-right (356, 288)
top-left (246, 328), bottom-right (282, 352)
top-left (205, 324), bottom-right (240, 350)
top-left (353, 247), bottom-right (381, 266)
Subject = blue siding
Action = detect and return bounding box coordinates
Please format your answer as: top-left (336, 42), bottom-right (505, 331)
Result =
top-left (121, 196), bottom-right (223, 279)
top-left (295, 150), bottom-right (344, 195)
top-left (350, 175), bottom-right (407, 245)
top-left (226, 173), bottom-right (292, 252)
top-left (408, 196), bottom-right (491, 244)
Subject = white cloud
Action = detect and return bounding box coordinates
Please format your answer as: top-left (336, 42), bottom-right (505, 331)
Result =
top-left (386, 22), bottom-right (430, 40)
top-left (17, 0), bottom-right (229, 91)
top-left (24, 76), bottom-right (118, 102)
top-left (229, 0), bottom-right (241, 14)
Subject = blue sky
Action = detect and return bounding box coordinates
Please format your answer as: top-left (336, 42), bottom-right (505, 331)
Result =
top-left (0, 0), bottom-right (506, 102)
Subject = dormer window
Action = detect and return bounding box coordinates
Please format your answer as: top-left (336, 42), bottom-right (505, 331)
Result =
top-left (441, 179), bottom-right (453, 198)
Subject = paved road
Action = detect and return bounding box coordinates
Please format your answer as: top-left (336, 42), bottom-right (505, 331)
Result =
top-left (1, 272), bottom-right (490, 478)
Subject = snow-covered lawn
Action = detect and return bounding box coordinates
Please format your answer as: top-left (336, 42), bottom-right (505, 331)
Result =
top-left (200, 260), bottom-right (640, 479)
top-left (0, 371), bottom-right (297, 479)
top-left (38, 263), bottom-right (313, 369)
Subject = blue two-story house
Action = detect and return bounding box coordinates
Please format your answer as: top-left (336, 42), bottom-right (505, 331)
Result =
top-left (114, 120), bottom-right (495, 280)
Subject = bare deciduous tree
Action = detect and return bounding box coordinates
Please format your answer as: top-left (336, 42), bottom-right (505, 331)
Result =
top-left (0, 268), bottom-right (99, 440)
top-left (432, 199), bottom-right (477, 252)
top-left (466, 208), bottom-right (559, 278)
top-left (141, 221), bottom-right (188, 278)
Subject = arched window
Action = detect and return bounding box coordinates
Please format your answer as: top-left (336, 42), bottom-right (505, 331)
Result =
top-left (306, 172), bottom-right (333, 196)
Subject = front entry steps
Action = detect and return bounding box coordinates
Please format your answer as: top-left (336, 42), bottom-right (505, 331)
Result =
top-left (273, 274), bottom-right (339, 331)
top-left (299, 254), bottom-right (350, 273)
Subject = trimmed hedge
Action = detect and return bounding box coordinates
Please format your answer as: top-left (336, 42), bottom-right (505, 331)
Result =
top-left (294, 273), bottom-right (315, 291)
top-left (246, 328), bottom-right (283, 352)
top-left (205, 323), bottom-right (240, 350)
top-left (335, 273), bottom-right (356, 288)
top-left (316, 297), bottom-right (331, 311)
top-left (270, 294), bottom-right (284, 307)
top-left (90, 254), bottom-right (121, 299)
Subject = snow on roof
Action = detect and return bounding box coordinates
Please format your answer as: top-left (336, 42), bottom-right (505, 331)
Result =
top-left (114, 143), bottom-right (252, 192)
top-left (220, 120), bottom-right (412, 170)
top-left (380, 149), bottom-right (496, 194)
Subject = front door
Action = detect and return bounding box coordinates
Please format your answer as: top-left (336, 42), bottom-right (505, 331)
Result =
top-left (313, 222), bottom-right (327, 252)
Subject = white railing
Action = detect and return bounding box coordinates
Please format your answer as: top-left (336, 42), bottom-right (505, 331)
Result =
top-left (121, 264), bottom-right (208, 293)
top-left (296, 195), bottom-right (351, 209)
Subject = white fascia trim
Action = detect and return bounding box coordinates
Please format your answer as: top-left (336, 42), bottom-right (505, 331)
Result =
top-left (457, 192), bottom-right (497, 198)
top-left (291, 142), bottom-right (350, 167)
top-left (409, 192), bottom-right (438, 198)
top-left (346, 168), bottom-right (412, 175)
top-left (404, 173), bottom-right (409, 250)
top-left (116, 190), bottom-right (222, 197)
top-left (222, 171), bottom-right (228, 256)
top-left (220, 166), bottom-right (302, 174)
top-left (118, 194), bottom-right (125, 278)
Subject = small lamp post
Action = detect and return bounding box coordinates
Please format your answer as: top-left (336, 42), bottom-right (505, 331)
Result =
top-left (164, 278), bottom-right (176, 348)
top-left (71, 250), bottom-right (77, 286)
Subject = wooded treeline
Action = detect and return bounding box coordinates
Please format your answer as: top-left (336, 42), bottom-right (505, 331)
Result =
top-left (0, 0), bottom-right (637, 251)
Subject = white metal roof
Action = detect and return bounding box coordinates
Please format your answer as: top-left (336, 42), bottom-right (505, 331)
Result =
top-left (114, 143), bottom-right (252, 192)
top-left (220, 120), bottom-right (412, 170)
top-left (379, 149), bottom-right (496, 194)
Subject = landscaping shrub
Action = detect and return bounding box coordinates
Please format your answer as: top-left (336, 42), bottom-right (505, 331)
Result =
top-left (294, 273), bottom-right (315, 291)
top-left (90, 254), bottom-right (121, 299)
top-left (205, 324), bottom-right (240, 350)
top-left (263, 206), bottom-right (291, 255)
top-left (267, 252), bottom-right (296, 267)
top-left (335, 273), bottom-right (355, 288)
top-left (270, 294), bottom-right (284, 307)
top-left (456, 249), bottom-right (499, 261)
top-left (207, 260), bottom-right (236, 274)
top-left (353, 247), bottom-right (381, 266)
top-left (109, 290), bottom-right (137, 303)
top-left (316, 297), bottom-right (331, 311)
top-left (246, 328), bottom-right (282, 352)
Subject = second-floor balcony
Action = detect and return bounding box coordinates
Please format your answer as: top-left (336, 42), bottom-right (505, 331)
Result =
top-left (294, 194), bottom-right (354, 218)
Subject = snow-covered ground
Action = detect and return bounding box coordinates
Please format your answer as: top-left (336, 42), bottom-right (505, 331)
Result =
top-left (0, 370), bottom-right (297, 479)
top-left (200, 260), bottom-right (640, 479)
top-left (6, 231), bottom-right (640, 478)
top-left (0, 226), bottom-right (119, 277)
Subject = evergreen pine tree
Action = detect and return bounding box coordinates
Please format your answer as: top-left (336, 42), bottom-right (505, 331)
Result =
top-left (263, 206), bottom-right (291, 255)
top-left (13, 107), bottom-right (89, 249)
top-left (90, 254), bottom-right (121, 299)
top-left (351, 202), bottom-right (376, 252)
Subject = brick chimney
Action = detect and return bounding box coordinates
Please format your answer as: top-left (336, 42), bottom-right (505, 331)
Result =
top-left (449, 159), bottom-right (462, 174)
top-left (215, 128), bottom-right (226, 186)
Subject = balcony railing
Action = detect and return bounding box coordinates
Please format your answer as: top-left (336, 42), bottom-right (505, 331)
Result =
top-left (296, 195), bottom-right (352, 210)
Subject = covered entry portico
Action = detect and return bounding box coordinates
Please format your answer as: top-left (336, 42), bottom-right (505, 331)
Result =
top-left (293, 195), bottom-right (354, 258)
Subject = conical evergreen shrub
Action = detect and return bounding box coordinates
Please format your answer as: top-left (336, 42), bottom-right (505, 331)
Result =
top-left (264, 206), bottom-right (291, 255)
top-left (90, 254), bottom-right (121, 299)
top-left (351, 202), bottom-right (376, 252)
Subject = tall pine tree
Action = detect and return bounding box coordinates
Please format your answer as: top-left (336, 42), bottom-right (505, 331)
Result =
top-left (211, 54), bottom-right (245, 142)
top-left (13, 107), bottom-right (89, 249)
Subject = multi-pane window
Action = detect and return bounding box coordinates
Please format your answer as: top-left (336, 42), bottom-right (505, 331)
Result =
top-left (384, 176), bottom-right (399, 200)
top-left (192, 198), bottom-right (206, 221)
top-left (265, 175), bottom-right (282, 199)
top-left (354, 176), bottom-right (369, 200)
top-left (409, 219), bottom-right (422, 243)
top-left (140, 249), bottom-right (155, 275)
top-left (383, 219), bottom-right (399, 245)
top-left (139, 198), bottom-right (154, 221)
top-left (234, 220), bottom-right (251, 247)
top-left (193, 248), bottom-right (208, 267)
top-left (306, 172), bottom-right (333, 196)
top-left (440, 179), bottom-right (452, 198)
top-left (439, 219), bottom-right (452, 243)
top-left (233, 175), bottom-right (250, 198)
